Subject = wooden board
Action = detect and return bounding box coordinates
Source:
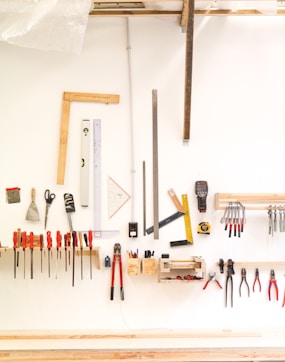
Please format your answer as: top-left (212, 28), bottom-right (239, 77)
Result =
top-left (57, 92), bottom-right (120, 185)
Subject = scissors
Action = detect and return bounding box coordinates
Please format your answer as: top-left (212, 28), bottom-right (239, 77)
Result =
top-left (44, 189), bottom-right (56, 229)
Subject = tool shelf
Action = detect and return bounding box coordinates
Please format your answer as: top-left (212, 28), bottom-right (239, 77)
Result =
top-left (215, 193), bottom-right (285, 210)
top-left (158, 257), bottom-right (206, 282)
top-left (0, 247), bottom-right (101, 269)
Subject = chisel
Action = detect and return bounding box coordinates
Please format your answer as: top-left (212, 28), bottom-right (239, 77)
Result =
top-left (78, 232), bottom-right (83, 280)
top-left (72, 231), bottom-right (77, 286)
top-left (47, 231), bottom-right (52, 278)
top-left (88, 230), bottom-right (93, 280)
top-left (30, 232), bottom-right (34, 279)
top-left (13, 231), bottom-right (18, 279)
top-left (22, 231), bottom-right (27, 279)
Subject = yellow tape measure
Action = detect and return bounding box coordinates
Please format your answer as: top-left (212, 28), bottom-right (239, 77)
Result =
top-left (182, 194), bottom-right (193, 244)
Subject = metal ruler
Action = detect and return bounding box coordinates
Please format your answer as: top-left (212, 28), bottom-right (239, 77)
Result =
top-left (80, 120), bottom-right (90, 207)
top-left (90, 119), bottom-right (119, 238)
top-left (182, 194), bottom-right (193, 244)
top-left (145, 211), bottom-right (184, 235)
top-left (152, 89), bottom-right (159, 239)
top-left (93, 119), bottom-right (102, 232)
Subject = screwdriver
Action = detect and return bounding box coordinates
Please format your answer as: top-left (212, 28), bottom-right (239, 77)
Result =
top-left (13, 231), bottom-right (18, 279)
top-left (64, 233), bottom-right (68, 272)
top-left (88, 230), bottom-right (93, 280)
top-left (30, 232), bottom-right (34, 279)
top-left (72, 231), bottom-right (77, 287)
top-left (47, 231), bottom-right (52, 278)
top-left (39, 234), bottom-right (44, 273)
top-left (78, 232), bottom-right (83, 280)
top-left (56, 231), bottom-right (62, 279)
top-left (22, 231), bottom-right (27, 279)
top-left (66, 232), bottom-right (71, 266)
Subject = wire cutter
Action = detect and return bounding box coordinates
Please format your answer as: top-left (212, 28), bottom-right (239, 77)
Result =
top-left (110, 243), bottom-right (124, 301)
top-left (239, 268), bottom-right (250, 297)
top-left (225, 259), bottom-right (235, 307)
top-left (268, 269), bottom-right (278, 301)
top-left (203, 272), bottom-right (222, 290)
top-left (253, 268), bottom-right (261, 292)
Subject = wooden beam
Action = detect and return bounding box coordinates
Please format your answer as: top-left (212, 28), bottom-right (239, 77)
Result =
top-left (57, 92), bottom-right (119, 185)
top-left (183, 0), bottom-right (194, 141)
top-left (1, 348), bottom-right (285, 361)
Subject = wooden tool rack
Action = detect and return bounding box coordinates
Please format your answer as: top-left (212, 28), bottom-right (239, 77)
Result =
top-left (215, 193), bottom-right (285, 210)
top-left (158, 257), bottom-right (206, 282)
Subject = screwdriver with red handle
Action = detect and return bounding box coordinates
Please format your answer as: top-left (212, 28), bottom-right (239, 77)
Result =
top-left (39, 234), bottom-right (44, 273)
top-left (30, 232), bottom-right (34, 279)
top-left (56, 231), bottom-right (62, 279)
top-left (22, 231), bottom-right (27, 279)
top-left (13, 231), bottom-right (18, 279)
top-left (47, 231), bottom-right (52, 278)
top-left (88, 230), bottom-right (93, 280)
top-left (72, 231), bottom-right (77, 286)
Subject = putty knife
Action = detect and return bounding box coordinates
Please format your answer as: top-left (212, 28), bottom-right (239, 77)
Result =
top-left (26, 188), bottom-right (40, 221)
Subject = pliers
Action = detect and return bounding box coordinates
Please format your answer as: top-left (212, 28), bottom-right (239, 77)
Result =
top-left (239, 268), bottom-right (250, 297)
top-left (253, 268), bottom-right (261, 292)
top-left (203, 272), bottom-right (222, 290)
top-left (268, 269), bottom-right (278, 301)
top-left (225, 259), bottom-right (235, 307)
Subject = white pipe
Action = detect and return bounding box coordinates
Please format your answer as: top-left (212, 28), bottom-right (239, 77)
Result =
top-left (126, 17), bottom-right (136, 224)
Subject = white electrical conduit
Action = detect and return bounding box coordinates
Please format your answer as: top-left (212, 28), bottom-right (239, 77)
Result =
top-left (126, 18), bottom-right (137, 225)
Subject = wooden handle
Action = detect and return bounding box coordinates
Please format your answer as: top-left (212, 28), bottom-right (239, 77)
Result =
top-left (31, 188), bottom-right (36, 202)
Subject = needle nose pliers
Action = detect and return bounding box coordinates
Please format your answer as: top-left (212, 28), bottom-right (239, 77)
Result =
top-left (253, 268), bottom-right (261, 292)
top-left (239, 268), bottom-right (250, 297)
top-left (268, 269), bottom-right (278, 301)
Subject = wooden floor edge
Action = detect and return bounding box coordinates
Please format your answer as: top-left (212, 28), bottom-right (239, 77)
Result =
top-left (1, 348), bottom-right (285, 361)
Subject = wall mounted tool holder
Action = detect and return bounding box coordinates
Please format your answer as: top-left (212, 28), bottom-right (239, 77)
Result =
top-left (215, 193), bottom-right (285, 210)
top-left (158, 257), bottom-right (206, 282)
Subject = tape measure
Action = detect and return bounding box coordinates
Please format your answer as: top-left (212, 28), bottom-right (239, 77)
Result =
top-left (197, 222), bottom-right (211, 234)
top-left (181, 194), bottom-right (193, 244)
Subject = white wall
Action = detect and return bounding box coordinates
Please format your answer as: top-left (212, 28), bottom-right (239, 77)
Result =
top-left (1, 15), bottom-right (285, 333)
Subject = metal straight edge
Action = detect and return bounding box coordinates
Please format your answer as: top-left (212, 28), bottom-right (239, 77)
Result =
top-left (143, 160), bottom-right (146, 236)
top-left (152, 89), bottom-right (159, 240)
top-left (93, 119), bottom-right (102, 231)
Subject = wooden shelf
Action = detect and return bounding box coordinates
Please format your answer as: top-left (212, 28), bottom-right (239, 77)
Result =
top-left (215, 193), bottom-right (285, 210)
top-left (0, 247), bottom-right (101, 270)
